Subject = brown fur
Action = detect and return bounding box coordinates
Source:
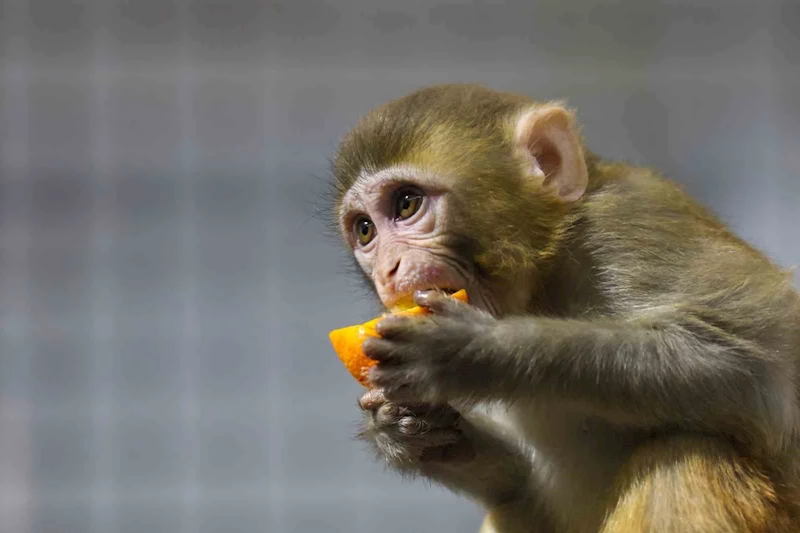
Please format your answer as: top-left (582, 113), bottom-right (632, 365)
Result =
top-left (601, 435), bottom-right (795, 533)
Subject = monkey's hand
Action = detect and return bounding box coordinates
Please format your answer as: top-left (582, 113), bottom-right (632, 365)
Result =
top-left (359, 388), bottom-right (539, 518)
top-left (357, 388), bottom-right (475, 471)
top-left (364, 290), bottom-right (499, 405)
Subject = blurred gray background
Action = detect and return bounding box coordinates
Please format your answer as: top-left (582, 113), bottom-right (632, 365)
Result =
top-left (0, 0), bottom-right (797, 532)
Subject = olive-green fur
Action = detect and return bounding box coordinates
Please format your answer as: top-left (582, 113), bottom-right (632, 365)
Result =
top-left (332, 84), bottom-right (587, 279)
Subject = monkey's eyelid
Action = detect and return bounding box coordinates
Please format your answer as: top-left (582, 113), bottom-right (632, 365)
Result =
top-left (391, 190), bottom-right (425, 220)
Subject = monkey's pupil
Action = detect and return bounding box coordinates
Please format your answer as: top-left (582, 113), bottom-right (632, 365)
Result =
top-left (402, 198), bottom-right (411, 210)
top-left (359, 221), bottom-right (370, 235)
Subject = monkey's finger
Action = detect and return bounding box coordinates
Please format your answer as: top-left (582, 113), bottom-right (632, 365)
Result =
top-left (374, 315), bottom-right (421, 339)
top-left (395, 427), bottom-right (464, 448)
top-left (380, 382), bottom-right (439, 406)
top-left (414, 290), bottom-right (470, 317)
top-left (373, 402), bottom-right (401, 425)
top-left (400, 409), bottom-right (460, 431)
top-left (363, 337), bottom-right (410, 362)
top-left (397, 402), bottom-right (454, 417)
top-left (397, 414), bottom-right (434, 435)
top-left (372, 377), bottom-right (422, 402)
top-left (396, 411), bottom-right (460, 433)
top-left (361, 388), bottom-right (442, 415)
top-left (373, 404), bottom-right (423, 426)
top-left (358, 388), bottom-right (387, 411)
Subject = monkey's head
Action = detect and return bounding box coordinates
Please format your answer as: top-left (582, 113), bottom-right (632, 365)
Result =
top-left (330, 84), bottom-right (590, 315)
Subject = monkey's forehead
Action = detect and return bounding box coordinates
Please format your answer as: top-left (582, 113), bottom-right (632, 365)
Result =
top-left (333, 109), bottom-right (523, 185)
top-left (339, 164), bottom-right (448, 215)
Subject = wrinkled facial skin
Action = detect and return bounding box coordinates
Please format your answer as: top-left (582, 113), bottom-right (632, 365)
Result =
top-left (339, 165), bottom-right (532, 317)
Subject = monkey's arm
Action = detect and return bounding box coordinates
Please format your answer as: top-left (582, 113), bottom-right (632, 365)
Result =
top-left (366, 294), bottom-right (797, 448)
top-left (492, 315), bottom-right (791, 432)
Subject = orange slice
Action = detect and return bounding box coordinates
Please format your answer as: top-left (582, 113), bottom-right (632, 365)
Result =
top-left (328, 289), bottom-right (468, 387)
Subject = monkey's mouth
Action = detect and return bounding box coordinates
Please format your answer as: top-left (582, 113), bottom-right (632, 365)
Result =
top-left (426, 287), bottom-right (458, 295)
top-left (389, 286), bottom-right (461, 311)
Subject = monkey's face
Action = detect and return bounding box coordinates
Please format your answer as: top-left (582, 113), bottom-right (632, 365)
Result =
top-left (338, 165), bottom-right (495, 312)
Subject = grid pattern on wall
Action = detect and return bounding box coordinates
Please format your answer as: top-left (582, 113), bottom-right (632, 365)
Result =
top-left (0, 0), bottom-right (797, 532)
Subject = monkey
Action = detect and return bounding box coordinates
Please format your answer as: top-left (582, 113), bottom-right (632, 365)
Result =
top-left (327, 83), bottom-right (800, 533)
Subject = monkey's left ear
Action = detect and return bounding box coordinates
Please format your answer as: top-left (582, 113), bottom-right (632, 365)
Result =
top-left (515, 104), bottom-right (588, 203)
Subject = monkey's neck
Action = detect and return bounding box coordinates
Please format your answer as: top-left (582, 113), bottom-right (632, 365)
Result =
top-left (530, 201), bottom-right (605, 318)
top-left (531, 159), bottom-right (629, 317)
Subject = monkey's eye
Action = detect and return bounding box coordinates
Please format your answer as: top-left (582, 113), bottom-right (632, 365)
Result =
top-left (395, 189), bottom-right (423, 220)
top-left (354, 216), bottom-right (376, 246)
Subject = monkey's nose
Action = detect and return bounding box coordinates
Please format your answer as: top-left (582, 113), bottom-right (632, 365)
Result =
top-left (377, 257), bottom-right (402, 287)
top-left (387, 258), bottom-right (401, 278)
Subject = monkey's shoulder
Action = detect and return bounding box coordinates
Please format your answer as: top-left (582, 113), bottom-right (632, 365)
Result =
top-left (573, 164), bottom-right (798, 321)
top-left (581, 164), bottom-right (761, 262)
top-left (584, 165), bottom-right (718, 228)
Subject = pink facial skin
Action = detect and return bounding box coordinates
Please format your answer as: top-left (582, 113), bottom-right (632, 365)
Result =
top-left (340, 167), bottom-right (467, 308)
top-left (340, 165), bottom-right (530, 318)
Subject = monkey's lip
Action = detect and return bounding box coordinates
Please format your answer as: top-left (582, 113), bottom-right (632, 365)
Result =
top-left (426, 287), bottom-right (458, 295)
top-left (389, 287), bottom-right (460, 311)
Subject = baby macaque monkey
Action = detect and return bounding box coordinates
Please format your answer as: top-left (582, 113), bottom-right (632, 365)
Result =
top-left (329, 84), bottom-right (800, 533)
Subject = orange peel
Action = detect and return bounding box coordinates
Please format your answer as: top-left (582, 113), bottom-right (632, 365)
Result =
top-left (328, 289), bottom-right (469, 387)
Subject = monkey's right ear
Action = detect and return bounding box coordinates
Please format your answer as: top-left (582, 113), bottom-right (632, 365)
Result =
top-left (514, 104), bottom-right (588, 203)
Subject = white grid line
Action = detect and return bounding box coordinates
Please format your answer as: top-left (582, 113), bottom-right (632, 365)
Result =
top-left (178, 1), bottom-right (200, 530)
top-left (0, 1), bottom-right (32, 532)
top-left (263, 72), bottom-right (283, 533)
top-left (0, 61), bottom-right (787, 85)
top-left (89, 1), bottom-right (114, 532)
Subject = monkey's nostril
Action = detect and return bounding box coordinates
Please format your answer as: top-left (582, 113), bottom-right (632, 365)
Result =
top-left (387, 259), bottom-right (401, 278)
